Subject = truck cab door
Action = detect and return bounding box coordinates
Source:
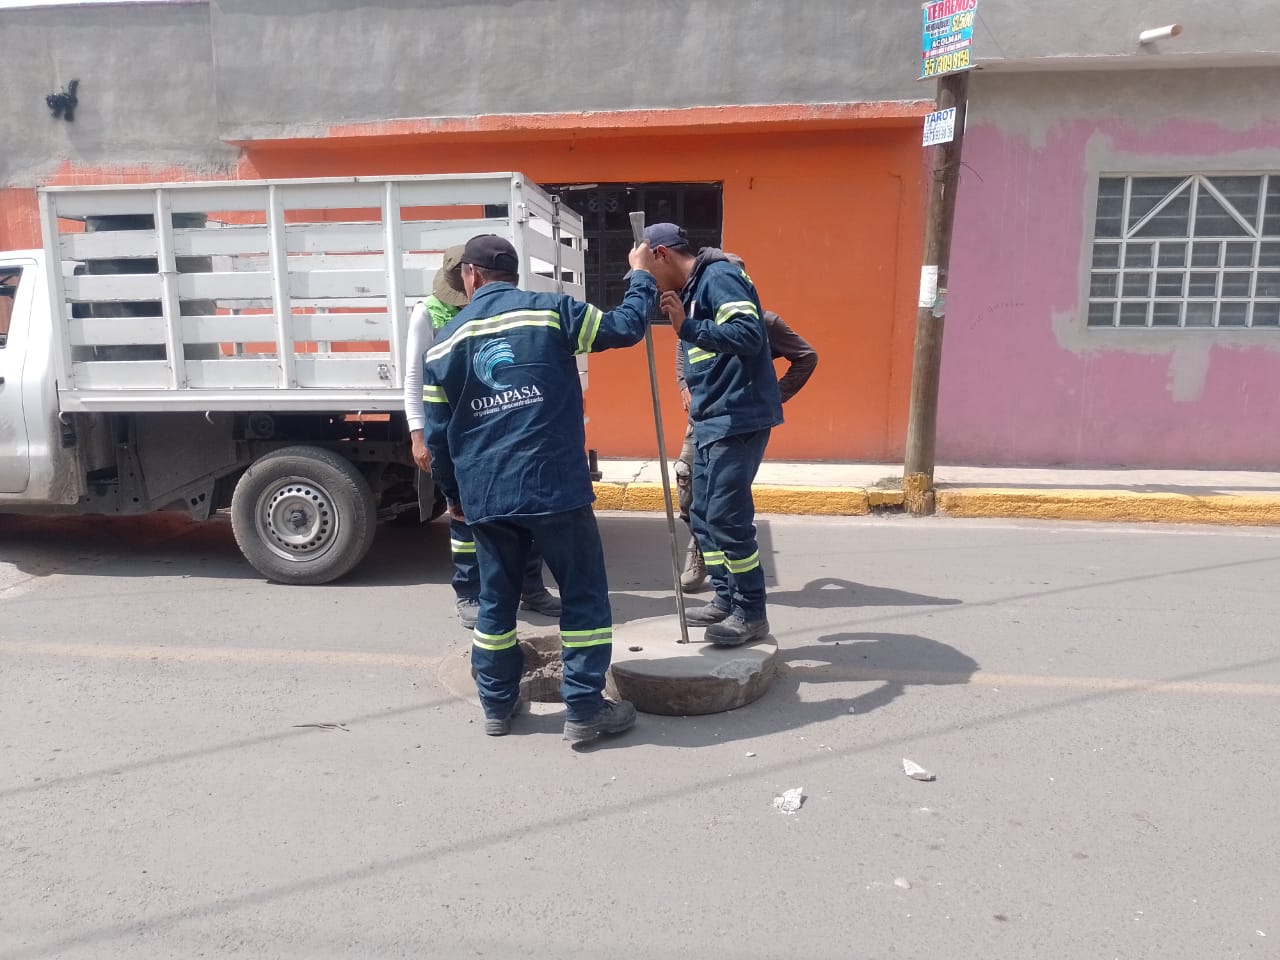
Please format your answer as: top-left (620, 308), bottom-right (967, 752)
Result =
top-left (0, 262), bottom-right (32, 493)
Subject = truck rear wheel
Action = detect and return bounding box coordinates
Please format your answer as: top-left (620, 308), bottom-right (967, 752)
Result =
top-left (230, 445), bottom-right (377, 585)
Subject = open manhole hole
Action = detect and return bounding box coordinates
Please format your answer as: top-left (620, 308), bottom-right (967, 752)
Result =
top-left (517, 633), bottom-right (562, 703)
top-left (467, 633), bottom-right (563, 702)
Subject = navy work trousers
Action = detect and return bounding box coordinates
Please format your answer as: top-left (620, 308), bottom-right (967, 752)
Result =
top-left (689, 428), bottom-right (771, 621)
top-left (469, 506), bottom-right (613, 722)
top-left (449, 518), bottom-right (546, 601)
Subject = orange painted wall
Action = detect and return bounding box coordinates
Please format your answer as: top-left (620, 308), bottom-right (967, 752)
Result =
top-left (241, 125), bottom-right (925, 462)
top-left (2, 121), bottom-right (925, 462)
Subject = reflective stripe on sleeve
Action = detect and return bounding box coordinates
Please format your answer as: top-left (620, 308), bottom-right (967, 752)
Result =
top-left (687, 347), bottom-right (716, 364)
top-left (714, 301), bottom-right (760, 325)
top-left (576, 305), bottom-right (603, 355)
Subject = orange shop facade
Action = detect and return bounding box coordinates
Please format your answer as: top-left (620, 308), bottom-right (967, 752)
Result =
top-left (3, 105), bottom-right (928, 462)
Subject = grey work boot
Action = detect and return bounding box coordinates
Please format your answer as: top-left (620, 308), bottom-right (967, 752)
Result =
top-left (684, 602), bottom-right (730, 627)
top-left (680, 540), bottom-right (708, 592)
top-left (704, 615), bottom-right (770, 648)
top-left (520, 589), bottom-right (562, 618)
top-left (456, 597), bottom-right (480, 629)
top-left (563, 699), bottom-right (638, 747)
top-left (483, 695), bottom-right (526, 737)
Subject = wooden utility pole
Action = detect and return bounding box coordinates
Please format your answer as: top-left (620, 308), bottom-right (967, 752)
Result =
top-left (904, 70), bottom-right (970, 516)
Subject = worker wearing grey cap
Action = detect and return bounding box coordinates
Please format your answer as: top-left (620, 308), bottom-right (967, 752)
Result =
top-left (674, 251), bottom-right (818, 591)
top-left (643, 223), bottom-right (783, 647)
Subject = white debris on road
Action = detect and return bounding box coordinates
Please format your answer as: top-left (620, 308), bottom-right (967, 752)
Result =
top-left (773, 787), bottom-right (805, 814)
top-left (903, 758), bottom-right (936, 781)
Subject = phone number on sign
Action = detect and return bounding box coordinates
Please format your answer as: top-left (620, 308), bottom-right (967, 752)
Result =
top-left (922, 48), bottom-right (971, 76)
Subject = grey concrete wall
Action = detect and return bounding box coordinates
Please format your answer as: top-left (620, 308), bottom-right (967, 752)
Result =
top-left (976, 0), bottom-right (1280, 66)
top-left (209, 0), bottom-right (928, 140)
top-left (0, 2), bottom-right (236, 187)
top-left (5, 0), bottom-right (1278, 189)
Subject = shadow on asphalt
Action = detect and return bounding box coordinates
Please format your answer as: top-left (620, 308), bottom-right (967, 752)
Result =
top-left (0, 511), bottom-right (724, 592)
top-left (0, 511), bottom-right (457, 588)
top-left (768, 577), bottom-right (961, 609)
top-left (0, 512), bottom-right (257, 583)
top-left (606, 631), bottom-right (980, 751)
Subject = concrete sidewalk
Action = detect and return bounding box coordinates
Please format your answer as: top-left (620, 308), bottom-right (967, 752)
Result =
top-left (593, 459), bottom-right (1280, 525)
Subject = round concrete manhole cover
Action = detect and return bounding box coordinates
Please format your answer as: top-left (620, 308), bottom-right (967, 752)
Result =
top-left (607, 615), bottom-right (778, 716)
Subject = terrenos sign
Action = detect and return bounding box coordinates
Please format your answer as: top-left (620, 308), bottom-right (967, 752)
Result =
top-left (921, 0), bottom-right (978, 79)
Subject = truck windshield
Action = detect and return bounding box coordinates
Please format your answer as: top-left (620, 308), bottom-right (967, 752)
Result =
top-left (0, 268), bottom-right (21, 348)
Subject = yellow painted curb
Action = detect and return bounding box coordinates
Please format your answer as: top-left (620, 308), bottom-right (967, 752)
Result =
top-left (868, 489), bottom-right (906, 509)
top-left (592, 481), bottom-right (1280, 524)
top-left (593, 482), bottom-right (876, 516)
top-left (937, 488), bottom-right (1280, 526)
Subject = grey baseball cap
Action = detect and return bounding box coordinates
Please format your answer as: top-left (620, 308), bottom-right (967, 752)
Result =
top-left (623, 222), bottom-right (691, 278)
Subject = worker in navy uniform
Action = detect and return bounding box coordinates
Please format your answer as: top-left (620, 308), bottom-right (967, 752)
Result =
top-left (423, 234), bottom-right (659, 744)
top-left (644, 223), bottom-right (783, 646)
top-left (673, 251), bottom-right (818, 591)
top-left (403, 244), bottom-right (561, 628)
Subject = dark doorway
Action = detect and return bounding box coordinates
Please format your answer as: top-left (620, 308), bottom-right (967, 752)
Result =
top-left (542, 183), bottom-right (723, 307)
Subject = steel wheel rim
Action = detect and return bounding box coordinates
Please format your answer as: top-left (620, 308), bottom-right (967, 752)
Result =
top-left (256, 476), bottom-right (339, 563)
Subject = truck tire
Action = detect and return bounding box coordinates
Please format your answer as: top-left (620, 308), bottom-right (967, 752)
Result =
top-left (230, 446), bottom-right (377, 585)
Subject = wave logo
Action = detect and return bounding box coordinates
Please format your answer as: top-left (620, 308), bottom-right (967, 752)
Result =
top-left (473, 338), bottom-right (516, 391)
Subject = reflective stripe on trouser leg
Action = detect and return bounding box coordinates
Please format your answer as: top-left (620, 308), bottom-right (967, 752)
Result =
top-left (724, 550), bottom-right (761, 574)
top-left (523, 506), bottom-right (614, 722)
top-left (690, 439), bottom-right (733, 614)
top-left (468, 519), bottom-right (531, 718)
top-left (449, 517), bottom-right (480, 601)
top-left (699, 429), bottom-right (771, 621)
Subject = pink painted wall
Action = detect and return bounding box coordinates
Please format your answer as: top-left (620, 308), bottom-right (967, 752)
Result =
top-left (938, 71), bottom-right (1280, 469)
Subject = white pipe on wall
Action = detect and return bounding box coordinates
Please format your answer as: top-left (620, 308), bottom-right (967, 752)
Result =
top-left (1138, 24), bottom-right (1183, 45)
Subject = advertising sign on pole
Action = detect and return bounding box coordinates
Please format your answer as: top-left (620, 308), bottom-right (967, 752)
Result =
top-left (922, 107), bottom-right (957, 146)
top-left (921, 0), bottom-right (978, 79)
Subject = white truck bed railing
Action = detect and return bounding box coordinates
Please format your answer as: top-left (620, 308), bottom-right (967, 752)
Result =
top-left (39, 173), bottom-right (586, 413)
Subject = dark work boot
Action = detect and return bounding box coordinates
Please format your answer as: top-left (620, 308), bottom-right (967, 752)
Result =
top-left (684, 602), bottom-right (730, 627)
top-left (520, 589), bottom-right (562, 618)
top-left (483, 695), bottom-right (526, 737)
top-left (704, 615), bottom-right (770, 648)
top-left (563, 699), bottom-right (637, 747)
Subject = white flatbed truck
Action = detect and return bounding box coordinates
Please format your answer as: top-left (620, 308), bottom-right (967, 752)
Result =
top-left (0, 173), bottom-right (586, 584)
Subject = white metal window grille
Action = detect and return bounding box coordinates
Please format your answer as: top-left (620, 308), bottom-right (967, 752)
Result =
top-left (1089, 175), bottom-right (1280, 329)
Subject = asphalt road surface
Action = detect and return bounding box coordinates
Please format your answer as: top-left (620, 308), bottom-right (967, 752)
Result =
top-left (2, 511), bottom-right (1277, 959)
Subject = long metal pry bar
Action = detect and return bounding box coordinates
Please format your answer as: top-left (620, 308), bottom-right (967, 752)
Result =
top-left (630, 210), bottom-right (691, 644)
